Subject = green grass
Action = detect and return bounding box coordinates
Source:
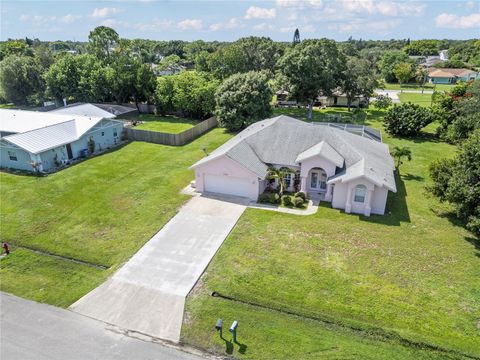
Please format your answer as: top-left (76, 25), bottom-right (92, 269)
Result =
top-left (0, 128), bottom-right (233, 305)
top-left (0, 249), bottom-right (106, 307)
top-left (135, 114), bottom-right (199, 133)
top-left (398, 92), bottom-right (434, 107)
top-left (183, 108), bottom-right (480, 359)
top-left (0, 103), bottom-right (15, 108)
top-left (382, 82), bottom-right (454, 92)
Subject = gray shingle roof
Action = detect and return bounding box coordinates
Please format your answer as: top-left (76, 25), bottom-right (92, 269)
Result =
top-left (191, 115), bottom-right (396, 192)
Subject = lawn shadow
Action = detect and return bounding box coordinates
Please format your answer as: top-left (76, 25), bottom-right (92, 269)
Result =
top-left (411, 132), bottom-right (441, 144)
top-left (234, 339), bottom-right (248, 354)
top-left (435, 210), bottom-right (480, 257)
top-left (220, 334), bottom-right (234, 355)
top-left (360, 172), bottom-right (410, 226)
top-left (401, 173), bottom-right (424, 182)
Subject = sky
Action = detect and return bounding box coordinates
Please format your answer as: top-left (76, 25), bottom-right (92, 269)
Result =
top-left (1, 0), bottom-right (479, 42)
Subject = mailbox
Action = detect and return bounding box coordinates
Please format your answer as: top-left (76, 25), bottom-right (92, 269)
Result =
top-left (215, 318), bottom-right (223, 332)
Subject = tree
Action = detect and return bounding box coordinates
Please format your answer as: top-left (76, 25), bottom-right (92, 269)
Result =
top-left (428, 130), bottom-right (480, 236)
top-left (215, 71), bottom-right (272, 131)
top-left (383, 103), bottom-right (433, 137)
top-left (415, 66), bottom-right (428, 94)
top-left (372, 94), bottom-right (393, 110)
top-left (0, 55), bottom-right (43, 105)
top-left (378, 50), bottom-right (409, 83)
top-left (154, 71), bottom-right (219, 119)
top-left (267, 166), bottom-right (295, 195)
top-left (341, 57), bottom-right (379, 111)
top-left (154, 77), bottom-right (174, 115)
top-left (88, 26), bottom-right (119, 61)
top-left (403, 40), bottom-right (439, 56)
top-left (109, 56), bottom-right (156, 109)
top-left (171, 71), bottom-right (219, 118)
top-left (157, 54), bottom-right (182, 70)
top-left (391, 146), bottom-right (412, 170)
top-left (393, 62), bottom-right (414, 91)
top-left (45, 54), bottom-right (109, 103)
top-left (293, 29), bottom-right (300, 46)
top-left (278, 39), bottom-right (345, 119)
top-left (235, 36), bottom-right (284, 73)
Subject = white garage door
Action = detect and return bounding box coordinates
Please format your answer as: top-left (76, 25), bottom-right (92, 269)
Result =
top-left (204, 174), bottom-right (253, 198)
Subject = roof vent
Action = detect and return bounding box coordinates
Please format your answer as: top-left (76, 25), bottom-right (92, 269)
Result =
top-left (369, 167), bottom-right (374, 171)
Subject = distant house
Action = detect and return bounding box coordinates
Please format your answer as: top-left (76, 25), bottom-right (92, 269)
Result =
top-left (413, 50), bottom-right (449, 68)
top-left (316, 89), bottom-right (369, 108)
top-left (427, 68), bottom-right (479, 84)
top-left (52, 102), bottom-right (138, 120)
top-left (0, 108), bottom-right (124, 172)
top-left (151, 63), bottom-right (185, 76)
top-left (275, 89), bottom-right (369, 108)
top-left (191, 116), bottom-right (396, 216)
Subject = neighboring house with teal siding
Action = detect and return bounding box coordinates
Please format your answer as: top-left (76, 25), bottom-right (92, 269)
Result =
top-left (0, 109), bottom-right (124, 172)
top-left (427, 68), bottom-right (479, 84)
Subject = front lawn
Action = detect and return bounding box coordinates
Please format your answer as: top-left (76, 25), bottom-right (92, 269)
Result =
top-left (383, 82), bottom-right (454, 92)
top-left (0, 128), bottom-right (232, 305)
top-left (134, 114), bottom-right (199, 133)
top-left (398, 92), bottom-right (433, 106)
top-left (183, 108), bottom-right (480, 358)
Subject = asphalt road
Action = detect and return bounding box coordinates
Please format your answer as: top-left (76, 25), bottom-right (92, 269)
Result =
top-left (0, 292), bottom-right (205, 360)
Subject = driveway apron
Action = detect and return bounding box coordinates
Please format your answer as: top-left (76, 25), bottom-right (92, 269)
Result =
top-left (70, 195), bottom-right (247, 342)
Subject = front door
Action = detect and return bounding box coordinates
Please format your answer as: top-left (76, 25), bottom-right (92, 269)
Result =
top-left (66, 144), bottom-right (73, 159)
top-left (310, 170), bottom-right (327, 191)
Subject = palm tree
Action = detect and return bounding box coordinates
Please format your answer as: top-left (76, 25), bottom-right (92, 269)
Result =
top-left (266, 166), bottom-right (295, 195)
top-left (391, 146), bottom-right (412, 170)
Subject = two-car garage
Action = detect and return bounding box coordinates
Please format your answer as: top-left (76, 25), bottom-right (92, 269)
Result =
top-left (204, 174), bottom-right (254, 198)
top-left (193, 155), bottom-right (261, 200)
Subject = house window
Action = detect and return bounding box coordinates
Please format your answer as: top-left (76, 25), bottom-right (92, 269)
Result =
top-left (101, 131), bottom-right (105, 136)
top-left (8, 151), bottom-right (17, 161)
top-left (320, 172), bottom-right (327, 190)
top-left (113, 128), bottom-right (118, 137)
top-left (354, 185), bottom-right (367, 203)
top-left (284, 173), bottom-right (292, 188)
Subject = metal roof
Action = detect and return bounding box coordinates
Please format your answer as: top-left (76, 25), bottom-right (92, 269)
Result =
top-left (1, 109), bottom-right (105, 154)
top-left (51, 103), bottom-right (116, 119)
top-left (0, 109), bottom-right (75, 134)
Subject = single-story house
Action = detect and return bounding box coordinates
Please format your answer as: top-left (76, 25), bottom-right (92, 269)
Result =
top-left (316, 90), bottom-right (369, 108)
top-left (0, 109), bottom-right (124, 172)
top-left (190, 116), bottom-right (396, 216)
top-left (51, 102), bottom-right (138, 120)
top-left (427, 68), bottom-right (479, 84)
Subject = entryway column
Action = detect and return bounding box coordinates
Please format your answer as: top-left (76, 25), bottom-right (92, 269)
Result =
top-left (300, 176), bottom-right (307, 193)
top-left (364, 189), bottom-right (374, 216)
top-left (345, 186), bottom-right (352, 213)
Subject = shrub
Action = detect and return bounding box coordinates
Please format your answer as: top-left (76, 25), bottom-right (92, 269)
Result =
top-left (383, 103), bottom-right (433, 137)
top-left (282, 195), bottom-right (292, 206)
top-left (294, 191), bottom-right (306, 201)
top-left (258, 192), bottom-right (280, 204)
top-left (270, 193), bottom-right (280, 204)
top-left (372, 94), bottom-right (393, 110)
top-left (258, 193), bottom-right (270, 203)
top-left (293, 196), bottom-right (304, 208)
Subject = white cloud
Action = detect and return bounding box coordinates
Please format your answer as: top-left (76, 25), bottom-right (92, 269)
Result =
top-left (210, 18), bottom-right (242, 31)
top-left (332, 0), bottom-right (424, 16)
top-left (245, 6), bottom-right (276, 19)
top-left (100, 18), bottom-right (117, 27)
top-left (59, 14), bottom-right (81, 24)
top-left (276, 0), bottom-right (323, 8)
top-left (123, 18), bottom-right (172, 32)
top-left (91, 7), bottom-right (122, 18)
top-left (253, 22), bottom-right (274, 30)
top-left (435, 12), bottom-right (480, 28)
top-left (328, 18), bottom-right (402, 32)
top-left (177, 18), bottom-right (203, 30)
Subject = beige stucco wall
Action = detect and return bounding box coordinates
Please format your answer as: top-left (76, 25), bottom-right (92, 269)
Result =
top-left (194, 155), bottom-right (261, 200)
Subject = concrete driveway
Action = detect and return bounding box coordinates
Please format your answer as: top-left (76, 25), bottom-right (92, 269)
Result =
top-left (1, 292), bottom-right (203, 360)
top-left (70, 195), bottom-right (247, 343)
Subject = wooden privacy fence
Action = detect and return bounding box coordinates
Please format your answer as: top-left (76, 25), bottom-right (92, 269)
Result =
top-left (125, 116), bottom-right (218, 146)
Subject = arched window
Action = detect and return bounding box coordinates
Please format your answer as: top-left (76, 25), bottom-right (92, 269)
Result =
top-left (354, 185), bottom-right (366, 203)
